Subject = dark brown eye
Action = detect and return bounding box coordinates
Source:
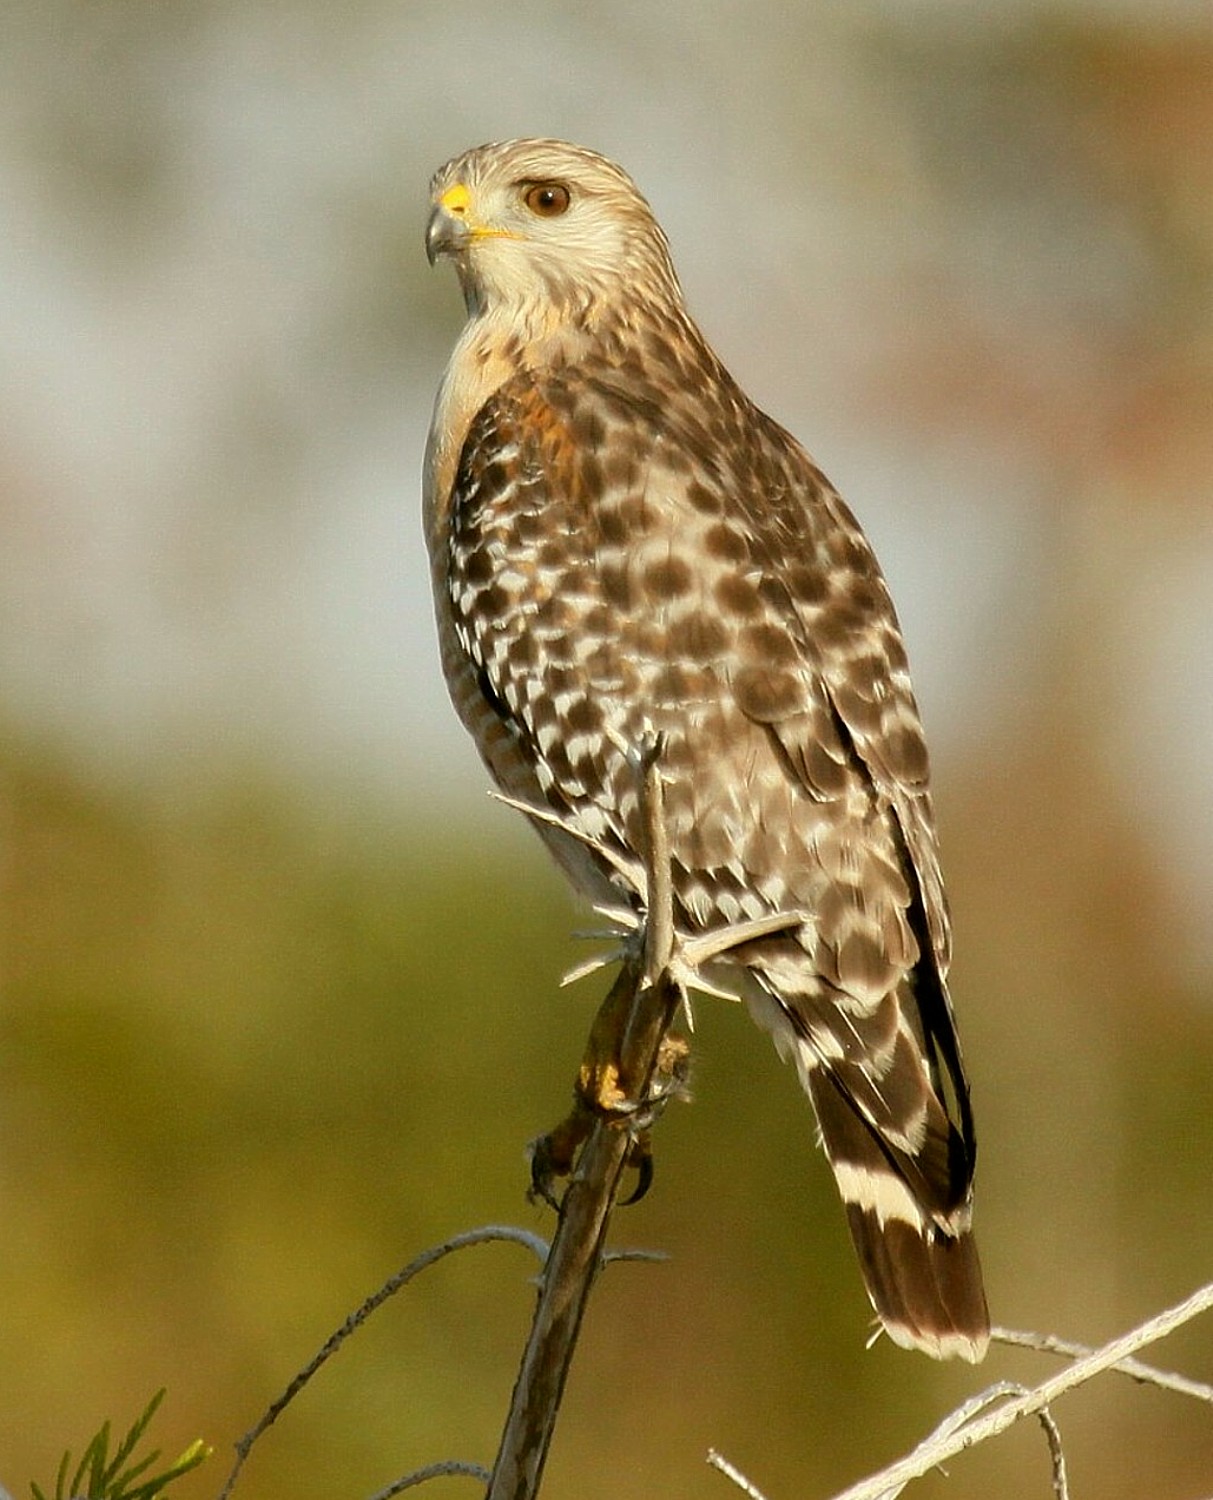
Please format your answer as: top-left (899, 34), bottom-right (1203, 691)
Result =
top-left (523, 182), bottom-right (571, 217)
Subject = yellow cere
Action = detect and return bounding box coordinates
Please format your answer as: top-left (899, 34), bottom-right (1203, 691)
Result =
top-left (439, 182), bottom-right (472, 216)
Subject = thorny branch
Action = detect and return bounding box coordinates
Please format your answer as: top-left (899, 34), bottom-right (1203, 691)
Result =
top-left (218, 737), bottom-right (689, 1500)
top-left (215, 1225), bottom-right (665, 1500)
top-left (485, 739), bottom-right (686, 1500)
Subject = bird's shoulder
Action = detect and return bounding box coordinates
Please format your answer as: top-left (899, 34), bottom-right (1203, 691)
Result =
top-left (451, 343), bottom-right (920, 726)
top-left (453, 357), bottom-right (926, 768)
top-left (451, 332), bottom-right (842, 541)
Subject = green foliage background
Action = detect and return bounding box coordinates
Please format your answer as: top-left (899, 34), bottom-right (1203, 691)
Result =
top-left (1, 737), bottom-right (1210, 1498)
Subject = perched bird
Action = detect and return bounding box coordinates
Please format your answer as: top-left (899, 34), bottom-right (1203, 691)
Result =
top-left (423, 138), bottom-right (989, 1361)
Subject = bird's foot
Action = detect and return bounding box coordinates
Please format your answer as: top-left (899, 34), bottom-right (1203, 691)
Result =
top-left (528, 967), bottom-right (691, 1210)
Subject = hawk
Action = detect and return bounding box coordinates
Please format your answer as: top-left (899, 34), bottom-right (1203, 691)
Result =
top-left (423, 138), bottom-right (989, 1361)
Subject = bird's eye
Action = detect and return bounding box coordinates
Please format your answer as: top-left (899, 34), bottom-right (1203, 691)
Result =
top-left (524, 182), bottom-right (571, 218)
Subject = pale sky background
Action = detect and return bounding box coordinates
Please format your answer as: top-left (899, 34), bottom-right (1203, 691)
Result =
top-left (2, 0), bottom-right (1211, 965)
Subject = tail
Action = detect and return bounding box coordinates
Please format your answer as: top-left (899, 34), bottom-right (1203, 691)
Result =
top-left (810, 1071), bottom-right (990, 1362)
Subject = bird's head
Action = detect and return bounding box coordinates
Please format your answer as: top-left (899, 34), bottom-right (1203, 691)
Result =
top-left (426, 138), bottom-right (682, 324)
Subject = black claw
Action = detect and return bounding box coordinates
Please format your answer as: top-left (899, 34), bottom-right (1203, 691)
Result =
top-left (620, 1149), bottom-right (654, 1206)
top-left (527, 1137), bottom-right (565, 1212)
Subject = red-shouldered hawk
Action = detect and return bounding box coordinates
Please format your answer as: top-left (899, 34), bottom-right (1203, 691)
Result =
top-left (423, 139), bottom-right (989, 1361)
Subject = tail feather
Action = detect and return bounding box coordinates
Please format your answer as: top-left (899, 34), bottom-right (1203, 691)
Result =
top-left (810, 1069), bottom-right (990, 1361)
top-left (845, 1205), bottom-right (989, 1362)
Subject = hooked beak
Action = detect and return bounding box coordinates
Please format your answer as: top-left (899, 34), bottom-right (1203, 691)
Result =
top-left (425, 181), bottom-right (522, 265)
top-left (425, 204), bottom-right (466, 265)
top-left (425, 182), bottom-right (472, 265)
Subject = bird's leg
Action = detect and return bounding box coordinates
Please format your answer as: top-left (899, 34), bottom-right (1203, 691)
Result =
top-left (613, 1027), bottom-right (692, 1204)
top-left (578, 952), bottom-right (652, 1115)
top-left (531, 733), bottom-right (694, 1209)
top-left (529, 954), bottom-right (690, 1209)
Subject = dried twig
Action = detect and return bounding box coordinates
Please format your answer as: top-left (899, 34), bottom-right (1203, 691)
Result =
top-left (992, 1324), bottom-right (1213, 1405)
top-left (821, 1280), bottom-right (1213, 1500)
top-left (486, 739), bottom-right (684, 1500)
top-left (214, 1219), bottom-right (666, 1500)
top-left (366, 1459), bottom-right (493, 1497)
top-left (707, 1281), bottom-right (1213, 1500)
top-left (1036, 1401), bottom-right (1069, 1500)
top-left (707, 1448), bottom-right (772, 1500)
top-left (217, 1226), bottom-right (550, 1500)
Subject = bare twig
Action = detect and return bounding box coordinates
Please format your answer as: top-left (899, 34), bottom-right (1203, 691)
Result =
top-left (216, 1220), bottom-right (665, 1500)
top-left (218, 1226), bottom-right (550, 1500)
top-left (486, 740), bottom-right (683, 1500)
top-left (366, 1459), bottom-right (493, 1497)
top-left (992, 1324), bottom-right (1213, 1405)
top-left (1036, 1402), bottom-right (1069, 1500)
top-left (602, 1246), bottom-right (670, 1267)
top-left (485, 1013), bottom-right (673, 1500)
top-left (819, 1280), bottom-right (1213, 1500)
top-left (708, 1289), bottom-right (1213, 1500)
top-left (707, 1448), bottom-right (772, 1499)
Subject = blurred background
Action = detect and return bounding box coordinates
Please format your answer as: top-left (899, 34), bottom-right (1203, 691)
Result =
top-left (1, 0), bottom-right (1211, 1496)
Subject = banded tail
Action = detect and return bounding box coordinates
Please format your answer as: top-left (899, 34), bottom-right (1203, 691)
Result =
top-left (810, 1069), bottom-right (989, 1362)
